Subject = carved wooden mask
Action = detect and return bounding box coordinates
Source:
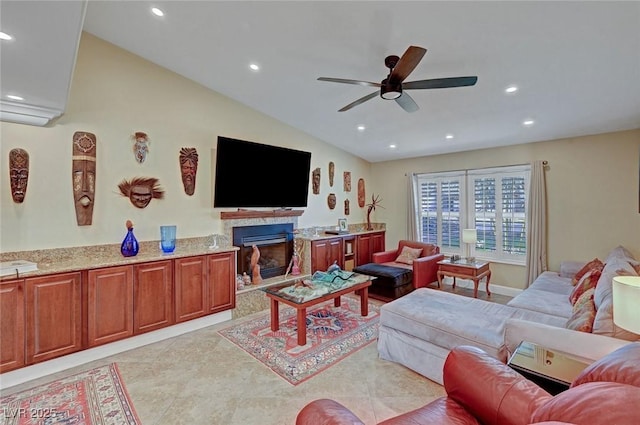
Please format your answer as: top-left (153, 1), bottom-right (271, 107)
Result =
top-left (357, 178), bottom-right (366, 207)
top-left (327, 193), bottom-right (336, 210)
top-left (312, 167), bottom-right (321, 194)
top-left (343, 171), bottom-right (351, 192)
top-left (132, 132), bottom-right (150, 164)
top-left (72, 132), bottom-right (97, 225)
top-left (329, 162), bottom-right (335, 187)
top-left (118, 177), bottom-right (164, 208)
top-left (9, 148), bottom-right (29, 203)
top-left (179, 147), bottom-right (198, 196)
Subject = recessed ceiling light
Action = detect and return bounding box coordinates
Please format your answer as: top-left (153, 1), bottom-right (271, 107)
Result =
top-left (357, 125), bottom-right (365, 131)
top-left (151, 7), bottom-right (164, 17)
top-left (249, 63), bottom-right (260, 71)
top-left (505, 85), bottom-right (518, 93)
top-left (389, 144), bottom-right (397, 149)
top-left (445, 134), bottom-right (454, 139)
top-left (6, 95), bottom-right (24, 101)
top-left (523, 119), bottom-right (535, 126)
top-left (0, 32), bottom-right (13, 41)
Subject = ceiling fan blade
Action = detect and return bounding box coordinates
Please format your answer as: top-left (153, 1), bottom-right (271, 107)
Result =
top-left (395, 92), bottom-right (419, 113)
top-left (389, 46), bottom-right (427, 83)
top-left (403, 76), bottom-right (478, 90)
top-left (318, 77), bottom-right (381, 88)
top-left (338, 91), bottom-right (379, 112)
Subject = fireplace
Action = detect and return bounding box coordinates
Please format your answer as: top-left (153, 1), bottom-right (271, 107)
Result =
top-left (233, 223), bottom-right (294, 279)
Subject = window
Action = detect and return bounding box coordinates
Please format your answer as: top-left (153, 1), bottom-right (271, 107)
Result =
top-left (413, 165), bottom-right (530, 264)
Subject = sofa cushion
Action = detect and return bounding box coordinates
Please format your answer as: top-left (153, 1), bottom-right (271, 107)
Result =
top-left (592, 297), bottom-right (640, 341)
top-left (594, 258), bottom-right (638, 309)
top-left (507, 272), bottom-right (574, 319)
top-left (395, 245), bottom-right (423, 264)
top-left (605, 245), bottom-right (636, 264)
top-left (569, 269), bottom-right (601, 305)
top-left (565, 296), bottom-right (596, 333)
top-left (571, 258), bottom-right (603, 285)
top-left (572, 287), bottom-right (595, 313)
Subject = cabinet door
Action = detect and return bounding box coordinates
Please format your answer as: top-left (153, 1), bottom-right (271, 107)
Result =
top-left (87, 266), bottom-right (134, 347)
top-left (134, 260), bottom-right (174, 334)
top-left (371, 231), bottom-right (386, 257)
top-left (174, 256), bottom-right (208, 323)
top-left (356, 234), bottom-right (373, 266)
top-left (207, 252), bottom-right (235, 314)
top-left (26, 272), bottom-right (82, 364)
top-left (1, 279), bottom-right (25, 373)
top-left (311, 238), bottom-right (344, 272)
top-left (327, 238), bottom-right (344, 269)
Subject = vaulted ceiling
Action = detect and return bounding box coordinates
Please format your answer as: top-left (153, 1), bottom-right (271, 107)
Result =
top-left (2, 1), bottom-right (639, 162)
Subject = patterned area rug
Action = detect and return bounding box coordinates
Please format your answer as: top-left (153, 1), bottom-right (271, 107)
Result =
top-left (0, 363), bottom-right (140, 425)
top-left (218, 296), bottom-right (380, 385)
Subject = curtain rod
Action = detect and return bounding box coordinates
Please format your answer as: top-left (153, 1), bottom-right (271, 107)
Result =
top-left (406, 160), bottom-right (548, 176)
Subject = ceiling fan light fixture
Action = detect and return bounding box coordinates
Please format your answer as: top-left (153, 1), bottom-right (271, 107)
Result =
top-left (381, 78), bottom-right (402, 100)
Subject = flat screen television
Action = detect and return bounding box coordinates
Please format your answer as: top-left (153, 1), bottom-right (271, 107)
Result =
top-left (213, 136), bottom-right (312, 208)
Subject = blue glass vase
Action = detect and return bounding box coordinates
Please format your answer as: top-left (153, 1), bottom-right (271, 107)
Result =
top-left (121, 228), bottom-right (139, 257)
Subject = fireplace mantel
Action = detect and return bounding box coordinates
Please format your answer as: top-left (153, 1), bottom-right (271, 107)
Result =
top-left (220, 210), bottom-right (304, 220)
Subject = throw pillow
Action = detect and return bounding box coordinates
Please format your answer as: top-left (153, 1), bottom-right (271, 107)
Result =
top-left (569, 268), bottom-right (601, 305)
top-left (572, 287), bottom-right (595, 313)
top-left (395, 246), bottom-right (423, 264)
top-left (571, 258), bottom-right (604, 285)
top-left (566, 297), bottom-right (596, 333)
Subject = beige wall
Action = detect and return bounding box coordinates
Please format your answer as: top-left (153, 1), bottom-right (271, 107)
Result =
top-left (0, 33), bottom-right (371, 252)
top-left (371, 130), bottom-right (640, 289)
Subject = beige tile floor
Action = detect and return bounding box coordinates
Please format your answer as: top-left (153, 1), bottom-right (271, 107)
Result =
top-left (2, 285), bottom-right (510, 425)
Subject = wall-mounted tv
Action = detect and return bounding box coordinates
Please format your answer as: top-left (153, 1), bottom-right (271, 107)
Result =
top-left (213, 136), bottom-right (312, 208)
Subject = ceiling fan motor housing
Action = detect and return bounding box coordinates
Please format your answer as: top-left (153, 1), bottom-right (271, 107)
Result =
top-left (381, 77), bottom-right (402, 99)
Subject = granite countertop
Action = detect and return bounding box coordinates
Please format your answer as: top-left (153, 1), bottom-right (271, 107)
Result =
top-left (294, 224), bottom-right (386, 241)
top-left (0, 237), bottom-right (238, 280)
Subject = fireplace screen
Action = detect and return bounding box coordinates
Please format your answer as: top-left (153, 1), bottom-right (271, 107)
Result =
top-left (233, 224), bottom-right (294, 279)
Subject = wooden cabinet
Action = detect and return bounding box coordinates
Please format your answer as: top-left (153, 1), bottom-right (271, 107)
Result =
top-left (356, 231), bottom-right (385, 266)
top-left (311, 237), bottom-right (344, 272)
top-left (174, 255), bottom-right (208, 323)
top-left (134, 260), bottom-right (174, 334)
top-left (87, 266), bottom-right (134, 347)
top-left (207, 252), bottom-right (235, 314)
top-left (25, 272), bottom-right (82, 364)
top-left (1, 279), bottom-right (24, 372)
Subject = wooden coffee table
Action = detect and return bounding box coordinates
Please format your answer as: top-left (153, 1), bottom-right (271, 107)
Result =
top-left (263, 272), bottom-right (374, 346)
top-left (437, 258), bottom-right (491, 298)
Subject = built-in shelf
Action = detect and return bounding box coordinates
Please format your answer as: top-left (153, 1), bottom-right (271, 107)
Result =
top-left (220, 209), bottom-right (304, 220)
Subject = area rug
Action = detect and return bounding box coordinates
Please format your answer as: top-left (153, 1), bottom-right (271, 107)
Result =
top-left (218, 296), bottom-right (379, 385)
top-left (0, 363), bottom-right (140, 425)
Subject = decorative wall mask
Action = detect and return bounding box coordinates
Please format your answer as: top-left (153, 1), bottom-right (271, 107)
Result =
top-left (118, 177), bottom-right (164, 208)
top-left (344, 199), bottom-right (350, 215)
top-left (329, 162), bottom-right (335, 187)
top-left (72, 132), bottom-right (97, 226)
top-left (327, 193), bottom-right (337, 210)
top-left (179, 147), bottom-right (198, 196)
top-left (132, 132), bottom-right (150, 164)
top-left (312, 167), bottom-right (321, 194)
top-left (9, 148), bottom-right (29, 203)
top-left (343, 171), bottom-right (351, 192)
top-left (357, 178), bottom-right (366, 207)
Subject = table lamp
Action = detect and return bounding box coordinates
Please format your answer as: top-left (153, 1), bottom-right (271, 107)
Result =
top-left (612, 275), bottom-right (640, 334)
top-left (462, 228), bottom-right (477, 262)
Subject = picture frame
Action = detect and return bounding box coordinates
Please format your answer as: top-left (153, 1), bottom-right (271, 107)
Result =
top-left (338, 218), bottom-right (348, 232)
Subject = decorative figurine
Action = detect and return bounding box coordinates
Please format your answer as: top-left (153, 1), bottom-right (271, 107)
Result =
top-left (118, 177), bottom-right (164, 208)
top-left (312, 167), bottom-right (321, 194)
top-left (343, 171), bottom-right (351, 192)
top-left (179, 147), bottom-right (198, 196)
top-left (9, 148), bottom-right (29, 203)
top-left (251, 245), bottom-right (262, 284)
top-left (72, 131), bottom-right (97, 226)
top-left (329, 161), bottom-right (335, 187)
top-left (242, 272), bottom-right (251, 286)
top-left (357, 178), bottom-right (366, 207)
top-left (366, 194), bottom-right (384, 230)
top-left (327, 193), bottom-right (337, 210)
top-left (132, 132), bottom-right (150, 164)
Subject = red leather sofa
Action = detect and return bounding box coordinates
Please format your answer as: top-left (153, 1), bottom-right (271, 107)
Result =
top-left (373, 240), bottom-right (443, 288)
top-left (296, 343), bottom-right (640, 425)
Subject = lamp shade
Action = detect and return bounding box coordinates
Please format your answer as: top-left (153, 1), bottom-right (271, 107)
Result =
top-left (612, 275), bottom-right (640, 334)
top-left (462, 229), bottom-right (477, 244)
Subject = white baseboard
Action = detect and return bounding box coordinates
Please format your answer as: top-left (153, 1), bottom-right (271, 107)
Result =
top-left (440, 276), bottom-right (523, 298)
top-left (0, 311), bottom-right (232, 390)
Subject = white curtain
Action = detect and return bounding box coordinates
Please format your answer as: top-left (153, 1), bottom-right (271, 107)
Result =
top-left (407, 173), bottom-right (419, 240)
top-left (525, 160), bottom-right (548, 286)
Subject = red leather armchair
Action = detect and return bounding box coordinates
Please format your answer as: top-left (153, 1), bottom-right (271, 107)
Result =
top-left (372, 240), bottom-right (444, 289)
top-left (296, 343), bottom-right (640, 425)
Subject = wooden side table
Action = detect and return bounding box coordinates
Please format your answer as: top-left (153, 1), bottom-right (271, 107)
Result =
top-left (437, 258), bottom-right (491, 298)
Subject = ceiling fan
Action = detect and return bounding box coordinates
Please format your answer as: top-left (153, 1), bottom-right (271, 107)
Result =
top-left (318, 46), bottom-right (478, 113)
